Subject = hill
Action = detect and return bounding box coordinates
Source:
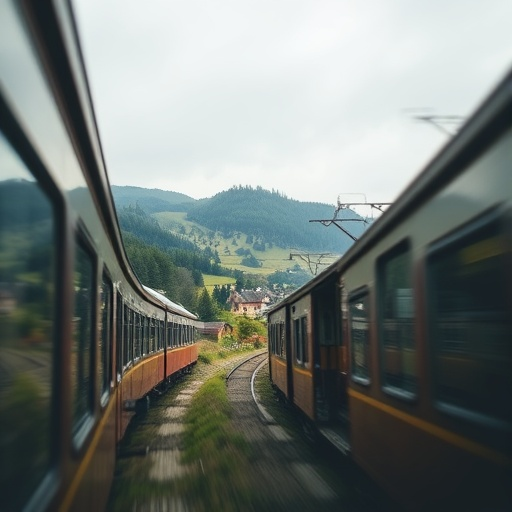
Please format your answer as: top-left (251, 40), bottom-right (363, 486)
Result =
top-left (185, 185), bottom-right (365, 253)
top-left (111, 185), bottom-right (196, 214)
top-left (111, 185), bottom-right (369, 291)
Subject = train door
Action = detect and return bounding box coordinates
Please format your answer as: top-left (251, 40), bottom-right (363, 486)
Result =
top-left (312, 276), bottom-right (347, 424)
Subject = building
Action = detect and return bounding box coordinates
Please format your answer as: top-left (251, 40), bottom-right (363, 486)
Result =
top-left (228, 289), bottom-right (269, 318)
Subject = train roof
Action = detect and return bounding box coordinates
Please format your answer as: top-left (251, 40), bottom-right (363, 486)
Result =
top-left (142, 286), bottom-right (198, 320)
top-left (267, 66), bottom-right (512, 316)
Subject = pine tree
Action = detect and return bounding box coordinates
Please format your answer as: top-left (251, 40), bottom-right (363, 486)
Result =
top-left (196, 288), bottom-right (218, 322)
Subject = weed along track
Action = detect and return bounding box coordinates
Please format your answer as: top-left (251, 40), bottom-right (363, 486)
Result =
top-left (109, 347), bottom-right (376, 511)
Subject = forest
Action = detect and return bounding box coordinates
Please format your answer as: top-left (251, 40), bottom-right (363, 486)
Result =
top-left (185, 185), bottom-right (365, 253)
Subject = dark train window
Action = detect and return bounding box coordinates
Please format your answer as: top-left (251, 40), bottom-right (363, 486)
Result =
top-left (294, 316), bottom-right (308, 365)
top-left (278, 322), bottom-right (286, 358)
top-left (149, 318), bottom-right (156, 353)
top-left (159, 320), bottom-right (165, 350)
top-left (167, 322), bottom-right (175, 348)
top-left (378, 240), bottom-right (417, 399)
top-left (72, 235), bottom-right (96, 440)
top-left (143, 316), bottom-right (149, 354)
top-left (99, 272), bottom-right (113, 403)
top-left (314, 283), bottom-right (339, 347)
top-left (123, 306), bottom-right (133, 368)
top-left (134, 312), bottom-right (141, 360)
top-left (116, 294), bottom-right (123, 380)
top-left (270, 321), bottom-right (286, 358)
top-left (349, 289), bottom-right (371, 385)
top-left (427, 210), bottom-right (512, 428)
top-left (0, 133), bottom-right (56, 510)
top-left (175, 323), bottom-right (181, 347)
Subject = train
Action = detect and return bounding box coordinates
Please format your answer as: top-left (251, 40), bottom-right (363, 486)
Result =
top-left (268, 69), bottom-right (512, 510)
top-left (0, 2), bottom-right (198, 511)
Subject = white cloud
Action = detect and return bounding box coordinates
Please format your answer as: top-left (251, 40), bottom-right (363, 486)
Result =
top-left (75, 0), bottom-right (512, 204)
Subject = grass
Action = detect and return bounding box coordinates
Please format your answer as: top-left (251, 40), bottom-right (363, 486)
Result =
top-left (107, 341), bottom-right (268, 511)
top-left (202, 274), bottom-right (236, 293)
top-left (177, 373), bottom-right (259, 511)
top-left (196, 339), bottom-right (264, 364)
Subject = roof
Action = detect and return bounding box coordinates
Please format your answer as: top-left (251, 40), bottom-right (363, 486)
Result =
top-left (142, 285), bottom-right (197, 319)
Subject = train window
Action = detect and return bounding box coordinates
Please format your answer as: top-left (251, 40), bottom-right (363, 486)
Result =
top-left (427, 209), bottom-right (512, 428)
top-left (377, 240), bottom-right (417, 399)
top-left (134, 312), bottom-right (141, 360)
top-left (116, 294), bottom-right (123, 380)
top-left (0, 132), bottom-right (57, 510)
top-left (143, 316), bottom-right (149, 354)
top-left (171, 321), bottom-right (175, 348)
top-left (349, 290), bottom-right (371, 385)
top-left (159, 320), bottom-right (165, 350)
top-left (314, 283), bottom-right (339, 346)
top-left (123, 306), bottom-right (132, 368)
top-left (72, 234), bottom-right (96, 441)
top-left (270, 321), bottom-right (286, 358)
top-left (279, 322), bottom-right (286, 358)
top-left (149, 318), bottom-right (156, 353)
top-left (99, 272), bottom-right (113, 404)
top-left (294, 316), bottom-right (308, 365)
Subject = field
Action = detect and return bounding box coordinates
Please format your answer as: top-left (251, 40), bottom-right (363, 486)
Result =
top-left (153, 212), bottom-right (339, 278)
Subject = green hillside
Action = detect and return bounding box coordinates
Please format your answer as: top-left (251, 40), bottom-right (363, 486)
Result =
top-left (185, 185), bottom-right (365, 253)
top-left (154, 211), bottom-right (340, 277)
top-left (111, 185), bottom-right (196, 214)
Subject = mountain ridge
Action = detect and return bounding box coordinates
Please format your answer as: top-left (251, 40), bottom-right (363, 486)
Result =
top-left (111, 184), bottom-right (366, 254)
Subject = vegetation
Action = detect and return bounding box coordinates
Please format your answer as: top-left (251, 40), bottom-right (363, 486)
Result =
top-left (186, 185), bottom-right (364, 253)
top-left (196, 288), bottom-right (219, 321)
top-left (111, 185), bottom-right (355, 308)
top-left (111, 185), bottom-right (195, 213)
top-left (179, 373), bottom-right (257, 511)
top-left (122, 232), bottom-right (198, 311)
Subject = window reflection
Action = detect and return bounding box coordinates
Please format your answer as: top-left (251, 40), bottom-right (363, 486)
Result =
top-left (349, 292), bottom-right (370, 383)
top-left (0, 133), bottom-right (55, 509)
top-left (429, 213), bottom-right (512, 427)
top-left (72, 238), bottom-right (94, 434)
top-left (378, 241), bottom-right (416, 397)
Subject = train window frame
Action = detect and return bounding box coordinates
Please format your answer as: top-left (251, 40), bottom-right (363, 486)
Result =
top-left (0, 114), bottom-right (64, 511)
top-left (123, 305), bottom-right (133, 370)
top-left (116, 293), bottom-right (123, 382)
top-left (377, 238), bottom-right (417, 402)
top-left (134, 311), bottom-right (141, 361)
top-left (294, 315), bottom-right (308, 366)
top-left (71, 226), bottom-right (97, 450)
top-left (426, 206), bottom-right (512, 433)
top-left (99, 269), bottom-right (113, 407)
top-left (348, 287), bottom-right (371, 386)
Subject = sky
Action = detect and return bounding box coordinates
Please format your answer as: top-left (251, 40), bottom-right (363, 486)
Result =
top-left (74, 0), bottom-right (511, 207)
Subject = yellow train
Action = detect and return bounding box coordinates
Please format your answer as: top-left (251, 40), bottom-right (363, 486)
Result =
top-left (268, 67), bottom-right (512, 511)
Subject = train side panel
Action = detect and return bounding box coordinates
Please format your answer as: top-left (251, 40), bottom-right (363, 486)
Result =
top-left (344, 119), bottom-right (512, 509)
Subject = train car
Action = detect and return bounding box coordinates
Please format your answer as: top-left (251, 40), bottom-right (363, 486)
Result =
top-left (268, 68), bottom-right (512, 510)
top-left (0, 2), bottom-right (198, 511)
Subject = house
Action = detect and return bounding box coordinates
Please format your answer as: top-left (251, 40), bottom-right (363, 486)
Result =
top-left (195, 322), bottom-right (232, 341)
top-left (228, 289), bottom-right (269, 318)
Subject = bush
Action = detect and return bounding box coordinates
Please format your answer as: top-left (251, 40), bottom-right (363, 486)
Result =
top-left (198, 353), bottom-right (212, 364)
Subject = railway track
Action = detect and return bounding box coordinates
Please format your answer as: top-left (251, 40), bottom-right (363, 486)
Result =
top-left (225, 353), bottom-right (351, 511)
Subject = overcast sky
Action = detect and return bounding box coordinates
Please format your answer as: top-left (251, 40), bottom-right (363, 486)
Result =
top-left (74, 0), bottom-right (511, 207)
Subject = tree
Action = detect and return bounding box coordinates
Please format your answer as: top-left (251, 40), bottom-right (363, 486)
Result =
top-left (196, 288), bottom-right (218, 322)
top-left (237, 316), bottom-right (265, 340)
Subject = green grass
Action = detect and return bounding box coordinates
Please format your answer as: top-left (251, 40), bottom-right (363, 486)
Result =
top-left (202, 274), bottom-right (235, 293)
top-left (197, 339), bottom-right (264, 364)
top-left (178, 373), bottom-right (258, 511)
